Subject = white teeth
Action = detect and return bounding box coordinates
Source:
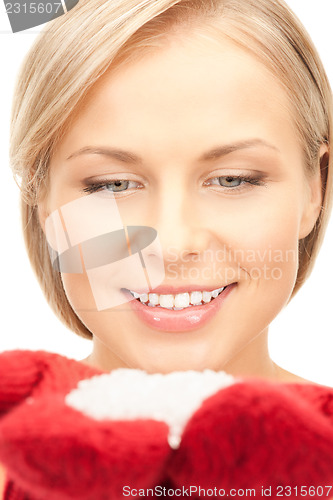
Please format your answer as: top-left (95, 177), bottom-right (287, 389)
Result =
top-left (148, 293), bottom-right (159, 305)
top-left (159, 294), bottom-right (174, 309)
top-left (202, 291), bottom-right (212, 303)
top-left (139, 293), bottom-right (148, 303)
top-left (190, 291), bottom-right (202, 305)
top-left (174, 293), bottom-right (190, 308)
top-left (212, 286), bottom-right (224, 298)
top-left (130, 286), bottom-right (226, 309)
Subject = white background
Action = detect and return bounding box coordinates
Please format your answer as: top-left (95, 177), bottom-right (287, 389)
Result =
top-left (0, 1), bottom-right (332, 385)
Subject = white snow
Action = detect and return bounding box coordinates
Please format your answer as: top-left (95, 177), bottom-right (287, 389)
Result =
top-left (65, 369), bottom-right (236, 449)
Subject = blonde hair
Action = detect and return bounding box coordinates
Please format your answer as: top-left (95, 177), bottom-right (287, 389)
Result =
top-left (10, 0), bottom-right (332, 339)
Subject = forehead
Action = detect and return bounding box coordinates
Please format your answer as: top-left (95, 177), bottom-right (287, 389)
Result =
top-left (54, 33), bottom-right (301, 164)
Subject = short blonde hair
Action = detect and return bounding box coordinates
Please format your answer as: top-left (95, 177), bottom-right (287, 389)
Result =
top-left (10, 0), bottom-right (332, 339)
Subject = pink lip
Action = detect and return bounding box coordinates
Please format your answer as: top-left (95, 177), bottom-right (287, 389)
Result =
top-left (128, 284), bottom-right (228, 294)
top-left (122, 284), bottom-right (236, 332)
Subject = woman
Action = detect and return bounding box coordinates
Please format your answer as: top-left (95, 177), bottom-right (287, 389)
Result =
top-left (1, 0), bottom-right (332, 496)
top-left (9, 0), bottom-right (331, 377)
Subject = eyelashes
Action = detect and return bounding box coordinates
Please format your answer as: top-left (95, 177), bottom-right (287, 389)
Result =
top-left (83, 179), bottom-right (143, 195)
top-left (82, 174), bottom-right (266, 196)
top-left (203, 174), bottom-right (265, 190)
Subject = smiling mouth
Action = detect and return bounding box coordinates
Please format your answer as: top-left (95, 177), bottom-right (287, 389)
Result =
top-left (127, 285), bottom-right (228, 310)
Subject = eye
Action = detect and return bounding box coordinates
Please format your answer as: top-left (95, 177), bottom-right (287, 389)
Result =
top-left (106, 180), bottom-right (130, 192)
top-left (218, 176), bottom-right (243, 188)
top-left (204, 174), bottom-right (265, 191)
top-left (83, 179), bottom-right (142, 195)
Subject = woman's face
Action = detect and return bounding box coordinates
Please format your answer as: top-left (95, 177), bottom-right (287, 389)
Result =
top-left (41, 33), bottom-right (321, 376)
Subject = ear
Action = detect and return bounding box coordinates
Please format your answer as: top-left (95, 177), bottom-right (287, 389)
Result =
top-left (298, 144), bottom-right (328, 240)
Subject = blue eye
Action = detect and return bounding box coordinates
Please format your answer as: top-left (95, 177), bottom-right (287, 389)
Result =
top-left (218, 176), bottom-right (242, 187)
top-left (106, 180), bottom-right (129, 192)
top-left (204, 174), bottom-right (264, 191)
top-left (83, 179), bottom-right (141, 195)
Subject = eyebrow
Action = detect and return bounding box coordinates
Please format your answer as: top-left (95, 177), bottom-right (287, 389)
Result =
top-left (65, 139), bottom-right (279, 164)
top-left (66, 147), bottom-right (142, 164)
top-left (198, 139), bottom-right (280, 161)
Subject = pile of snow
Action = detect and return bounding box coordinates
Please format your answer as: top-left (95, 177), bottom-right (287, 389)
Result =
top-left (65, 369), bottom-right (236, 449)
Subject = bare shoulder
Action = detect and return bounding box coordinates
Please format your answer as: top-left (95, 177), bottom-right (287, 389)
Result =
top-left (273, 364), bottom-right (318, 385)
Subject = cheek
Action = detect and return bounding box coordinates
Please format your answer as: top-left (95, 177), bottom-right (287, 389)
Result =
top-left (60, 272), bottom-right (127, 340)
top-left (212, 196), bottom-right (301, 297)
top-left (61, 273), bottom-right (97, 312)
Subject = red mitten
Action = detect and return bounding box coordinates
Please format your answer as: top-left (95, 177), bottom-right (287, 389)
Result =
top-left (0, 351), bottom-right (171, 500)
top-left (1, 351), bottom-right (333, 500)
top-left (0, 397), bottom-right (170, 500)
top-left (0, 350), bottom-right (102, 415)
top-left (0, 350), bottom-right (43, 415)
top-left (169, 381), bottom-right (333, 497)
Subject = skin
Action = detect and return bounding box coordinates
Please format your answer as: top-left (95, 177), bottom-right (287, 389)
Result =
top-left (39, 32), bottom-right (323, 381)
top-left (0, 465), bottom-right (5, 497)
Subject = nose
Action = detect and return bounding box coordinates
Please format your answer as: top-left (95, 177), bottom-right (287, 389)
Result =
top-left (151, 181), bottom-right (212, 264)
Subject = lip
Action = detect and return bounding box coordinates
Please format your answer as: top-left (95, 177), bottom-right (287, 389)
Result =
top-left (122, 283), bottom-right (236, 332)
top-left (127, 284), bottom-right (227, 294)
